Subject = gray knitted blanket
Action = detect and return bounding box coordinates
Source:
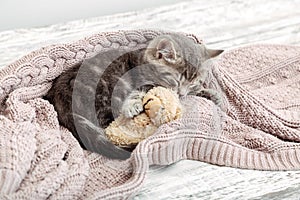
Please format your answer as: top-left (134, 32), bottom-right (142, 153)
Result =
top-left (0, 30), bottom-right (300, 199)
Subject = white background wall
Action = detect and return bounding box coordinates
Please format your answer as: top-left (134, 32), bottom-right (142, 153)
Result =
top-left (0, 0), bottom-right (183, 31)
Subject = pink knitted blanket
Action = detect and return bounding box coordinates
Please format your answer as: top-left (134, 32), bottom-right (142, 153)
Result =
top-left (0, 30), bottom-right (300, 199)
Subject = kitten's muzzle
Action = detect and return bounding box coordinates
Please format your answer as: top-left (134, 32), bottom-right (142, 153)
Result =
top-left (178, 87), bottom-right (189, 97)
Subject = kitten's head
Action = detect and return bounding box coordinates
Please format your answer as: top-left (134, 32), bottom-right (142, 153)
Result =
top-left (143, 34), bottom-right (223, 96)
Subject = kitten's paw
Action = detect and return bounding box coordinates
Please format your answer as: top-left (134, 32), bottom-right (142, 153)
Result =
top-left (122, 100), bottom-right (144, 118)
top-left (197, 89), bottom-right (222, 106)
top-left (211, 93), bottom-right (222, 106)
top-left (122, 91), bottom-right (146, 118)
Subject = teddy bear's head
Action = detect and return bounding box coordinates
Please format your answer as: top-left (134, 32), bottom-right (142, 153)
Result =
top-left (105, 86), bottom-right (182, 148)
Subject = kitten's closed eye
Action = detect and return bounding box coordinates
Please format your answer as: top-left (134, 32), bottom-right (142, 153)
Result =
top-left (189, 84), bottom-right (202, 91)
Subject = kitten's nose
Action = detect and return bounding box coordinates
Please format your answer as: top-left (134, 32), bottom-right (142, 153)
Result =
top-left (178, 87), bottom-right (189, 97)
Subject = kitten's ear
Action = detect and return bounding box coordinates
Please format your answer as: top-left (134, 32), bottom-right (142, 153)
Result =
top-left (207, 49), bottom-right (224, 58)
top-left (156, 38), bottom-right (177, 63)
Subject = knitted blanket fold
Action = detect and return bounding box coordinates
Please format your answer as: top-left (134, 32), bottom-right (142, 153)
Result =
top-left (0, 29), bottom-right (299, 199)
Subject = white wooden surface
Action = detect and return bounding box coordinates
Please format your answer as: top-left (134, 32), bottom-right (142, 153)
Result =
top-left (1, 0), bottom-right (300, 199)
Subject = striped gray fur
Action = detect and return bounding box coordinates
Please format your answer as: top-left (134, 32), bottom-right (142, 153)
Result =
top-left (45, 33), bottom-right (223, 159)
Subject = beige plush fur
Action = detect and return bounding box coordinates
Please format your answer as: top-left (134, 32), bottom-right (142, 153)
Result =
top-left (105, 86), bottom-right (183, 147)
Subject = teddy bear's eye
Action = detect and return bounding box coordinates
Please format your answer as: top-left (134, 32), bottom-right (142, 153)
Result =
top-left (143, 98), bottom-right (154, 109)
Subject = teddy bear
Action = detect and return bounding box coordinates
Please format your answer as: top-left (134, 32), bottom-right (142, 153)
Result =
top-left (105, 86), bottom-right (183, 148)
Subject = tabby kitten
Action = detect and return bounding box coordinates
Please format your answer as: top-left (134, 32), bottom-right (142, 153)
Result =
top-left (45, 34), bottom-right (223, 160)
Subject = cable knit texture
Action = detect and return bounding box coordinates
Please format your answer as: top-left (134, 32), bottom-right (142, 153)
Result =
top-left (0, 30), bottom-right (299, 199)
